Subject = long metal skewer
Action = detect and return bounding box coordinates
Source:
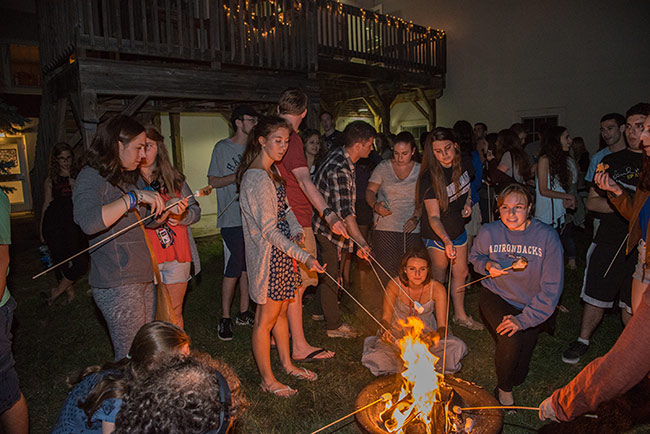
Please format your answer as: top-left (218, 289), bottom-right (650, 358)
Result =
top-left (310, 393), bottom-right (391, 434)
top-left (322, 270), bottom-right (390, 335)
top-left (216, 193), bottom-right (239, 220)
top-left (349, 237), bottom-right (424, 313)
top-left (442, 260), bottom-right (453, 382)
top-left (454, 404), bottom-right (598, 418)
top-left (603, 233), bottom-right (629, 278)
top-left (454, 264), bottom-right (517, 291)
top-left (32, 187), bottom-right (211, 279)
top-left (455, 405), bottom-right (539, 412)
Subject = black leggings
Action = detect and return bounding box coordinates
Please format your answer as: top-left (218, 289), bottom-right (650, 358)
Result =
top-left (479, 287), bottom-right (541, 392)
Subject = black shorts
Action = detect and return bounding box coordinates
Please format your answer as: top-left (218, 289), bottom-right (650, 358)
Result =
top-left (0, 297), bottom-right (21, 413)
top-left (581, 242), bottom-right (635, 310)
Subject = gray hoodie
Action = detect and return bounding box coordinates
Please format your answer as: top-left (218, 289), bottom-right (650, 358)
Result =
top-left (469, 218), bottom-right (563, 330)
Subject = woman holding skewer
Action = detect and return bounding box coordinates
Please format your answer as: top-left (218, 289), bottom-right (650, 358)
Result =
top-left (132, 125), bottom-right (201, 328)
top-left (40, 142), bottom-right (88, 305)
top-left (237, 116), bottom-right (325, 398)
top-left (73, 115), bottom-right (166, 361)
top-left (366, 132), bottom-right (423, 291)
top-left (469, 183), bottom-right (564, 408)
top-left (361, 249), bottom-right (467, 376)
top-left (417, 127), bottom-right (482, 330)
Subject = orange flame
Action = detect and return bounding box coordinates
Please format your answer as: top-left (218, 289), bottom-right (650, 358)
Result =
top-left (380, 317), bottom-right (443, 433)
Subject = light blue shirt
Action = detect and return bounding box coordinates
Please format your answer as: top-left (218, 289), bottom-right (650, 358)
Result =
top-left (584, 147), bottom-right (612, 183)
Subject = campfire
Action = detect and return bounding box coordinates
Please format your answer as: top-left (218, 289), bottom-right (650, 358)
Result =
top-left (356, 317), bottom-right (503, 434)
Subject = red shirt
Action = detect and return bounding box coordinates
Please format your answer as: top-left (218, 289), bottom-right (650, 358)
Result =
top-left (276, 130), bottom-right (313, 227)
top-left (146, 192), bottom-right (192, 264)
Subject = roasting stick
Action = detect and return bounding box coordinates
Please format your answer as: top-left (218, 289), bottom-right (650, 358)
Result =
top-left (348, 237), bottom-right (424, 314)
top-left (441, 261), bottom-right (453, 384)
top-left (215, 193), bottom-right (239, 220)
top-left (455, 405), bottom-right (539, 412)
top-left (452, 405), bottom-right (598, 418)
top-left (310, 393), bottom-right (391, 434)
top-left (368, 260), bottom-right (398, 318)
top-left (322, 271), bottom-right (390, 335)
top-left (603, 233), bottom-right (629, 278)
top-left (32, 186), bottom-right (213, 280)
top-left (455, 257), bottom-right (529, 292)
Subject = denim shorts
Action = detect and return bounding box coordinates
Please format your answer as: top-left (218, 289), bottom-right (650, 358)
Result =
top-left (158, 260), bottom-right (192, 284)
top-left (0, 297), bottom-right (21, 413)
top-left (423, 230), bottom-right (468, 251)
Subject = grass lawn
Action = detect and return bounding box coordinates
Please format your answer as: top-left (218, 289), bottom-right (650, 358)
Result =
top-left (8, 217), bottom-right (649, 433)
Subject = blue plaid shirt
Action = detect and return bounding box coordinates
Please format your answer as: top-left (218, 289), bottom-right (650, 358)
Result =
top-left (312, 146), bottom-right (356, 252)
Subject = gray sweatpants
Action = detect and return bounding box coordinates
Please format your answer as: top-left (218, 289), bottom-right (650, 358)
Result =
top-left (92, 282), bottom-right (155, 361)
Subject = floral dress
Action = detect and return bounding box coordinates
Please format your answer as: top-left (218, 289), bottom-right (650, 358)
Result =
top-left (267, 183), bottom-right (302, 300)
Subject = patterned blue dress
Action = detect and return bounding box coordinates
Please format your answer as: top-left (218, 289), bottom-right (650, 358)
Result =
top-left (268, 183), bottom-right (302, 301)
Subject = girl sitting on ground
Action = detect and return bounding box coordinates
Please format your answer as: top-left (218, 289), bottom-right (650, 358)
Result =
top-left (50, 321), bottom-right (190, 433)
top-left (361, 249), bottom-right (468, 376)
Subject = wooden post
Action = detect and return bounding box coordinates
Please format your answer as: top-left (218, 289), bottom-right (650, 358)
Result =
top-left (169, 112), bottom-right (183, 170)
top-left (366, 82), bottom-right (397, 134)
top-left (416, 88), bottom-right (436, 130)
top-left (70, 90), bottom-right (98, 149)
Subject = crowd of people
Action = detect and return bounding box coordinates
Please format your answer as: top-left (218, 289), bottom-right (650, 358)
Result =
top-left (1, 88), bottom-right (649, 432)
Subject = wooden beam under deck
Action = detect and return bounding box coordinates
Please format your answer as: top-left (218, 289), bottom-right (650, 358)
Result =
top-left (76, 58), bottom-right (320, 104)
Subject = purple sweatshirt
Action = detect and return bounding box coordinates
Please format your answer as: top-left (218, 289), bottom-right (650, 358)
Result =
top-left (469, 218), bottom-right (564, 330)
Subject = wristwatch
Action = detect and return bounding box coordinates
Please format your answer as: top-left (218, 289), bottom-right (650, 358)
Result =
top-left (322, 207), bottom-right (334, 218)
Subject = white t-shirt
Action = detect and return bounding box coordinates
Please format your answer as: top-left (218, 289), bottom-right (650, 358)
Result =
top-left (499, 151), bottom-right (525, 183)
top-left (207, 138), bottom-right (245, 228)
top-left (368, 160), bottom-right (421, 232)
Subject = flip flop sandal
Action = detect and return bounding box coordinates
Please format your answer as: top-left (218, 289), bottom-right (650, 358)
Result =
top-left (261, 384), bottom-right (298, 398)
top-left (287, 367), bottom-right (318, 381)
top-left (293, 348), bottom-right (335, 362)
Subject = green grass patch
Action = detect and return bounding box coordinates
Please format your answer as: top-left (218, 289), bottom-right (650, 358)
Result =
top-left (8, 224), bottom-right (647, 433)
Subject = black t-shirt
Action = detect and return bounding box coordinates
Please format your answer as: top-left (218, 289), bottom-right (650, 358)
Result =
top-left (419, 160), bottom-right (472, 242)
top-left (594, 149), bottom-right (642, 245)
top-left (323, 130), bottom-right (342, 150)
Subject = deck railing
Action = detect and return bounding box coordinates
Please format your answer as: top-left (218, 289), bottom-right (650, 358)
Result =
top-left (38, 0), bottom-right (445, 76)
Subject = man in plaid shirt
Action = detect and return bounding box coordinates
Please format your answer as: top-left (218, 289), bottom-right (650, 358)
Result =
top-left (313, 121), bottom-right (376, 338)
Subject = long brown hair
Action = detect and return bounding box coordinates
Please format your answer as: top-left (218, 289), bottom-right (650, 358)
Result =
top-left (142, 125), bottom-right (186, 195)
top-left (85, 115), bottom-right (145, 186)
top-left (417, 127), bottom-right (462, 213)
top-left (235, 115), bottom-right (291, 188)
top-left (540, 126), bottom-right (571, 191)
top-left (496, 129), bottom-right (531, 181)
top-left (78, 321), bottom-right (190, 426)
top-left (398, 249), bottom-right (433, 288)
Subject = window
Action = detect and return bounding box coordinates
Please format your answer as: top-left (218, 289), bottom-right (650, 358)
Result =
top-left (400, 125), bottom-right (428, 142)
top-left (522, 115), bottom-right (558, 143)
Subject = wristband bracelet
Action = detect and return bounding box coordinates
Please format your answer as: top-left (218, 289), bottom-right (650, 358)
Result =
top-left (127, 191), bottom-right (137, 210)
top-left (120, 195), bottom-right (129, 212)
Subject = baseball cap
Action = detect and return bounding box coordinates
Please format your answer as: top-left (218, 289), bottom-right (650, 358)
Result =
top-left (230, 105), bottom-right (260, 126)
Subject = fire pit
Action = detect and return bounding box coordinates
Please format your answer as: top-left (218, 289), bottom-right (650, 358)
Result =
top-left (355, 374), bottom-right (503, 433)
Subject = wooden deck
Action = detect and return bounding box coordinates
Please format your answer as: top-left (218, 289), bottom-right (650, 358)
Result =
top-left (38, 0), bottom-right (446, 80)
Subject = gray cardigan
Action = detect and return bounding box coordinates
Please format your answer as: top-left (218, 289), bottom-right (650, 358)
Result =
top-left (240, 169), bottom-right (310, 304)
top-left (73, 166), bottom-right (153, 288)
